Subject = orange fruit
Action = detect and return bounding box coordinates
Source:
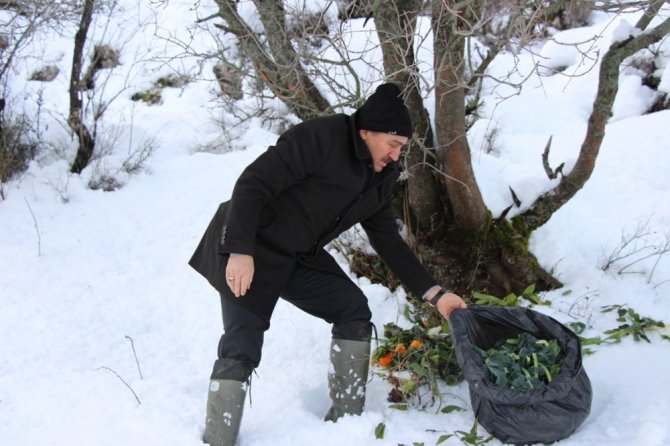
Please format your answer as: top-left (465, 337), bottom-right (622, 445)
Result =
top-left (378, 352), bottom-right (394, 367)
top-left (394, 343), bottom-right (407, 355)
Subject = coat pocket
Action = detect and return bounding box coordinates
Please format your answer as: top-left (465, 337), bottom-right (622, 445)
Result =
top-left (189, 202), bottom-right (231, 292)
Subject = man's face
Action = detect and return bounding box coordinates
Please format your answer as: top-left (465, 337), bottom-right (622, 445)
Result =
top-left (359, 130), bottom-right (409, 172)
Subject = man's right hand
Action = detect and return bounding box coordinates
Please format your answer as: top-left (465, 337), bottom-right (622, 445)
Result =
top-left (225, 254), bottom-right (254, 298)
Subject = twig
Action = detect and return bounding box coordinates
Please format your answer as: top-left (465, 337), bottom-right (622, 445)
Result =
top-left (602, 217), bottom-right (670, 286)
top-left (96, 366), bottom-right (141, 405)
top-left (648, 236), bottom-right (670, 285)
top-left (196, 12), bottom-right (220, 24)
top-left (541, 135), bottom-right (564, 180)
top-left (23, 197), bottom-right (41, 257)
top-left (125, 335), bottom-right (144, 380)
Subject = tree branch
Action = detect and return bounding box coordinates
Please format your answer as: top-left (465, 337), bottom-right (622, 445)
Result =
top-left (213, 0), bottom-right (330, 120)
top-left (521, 12), bottom-right (670, 230)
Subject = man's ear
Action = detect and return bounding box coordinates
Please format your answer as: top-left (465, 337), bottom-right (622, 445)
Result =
top-left (359, 129), bottom-right (369, 140)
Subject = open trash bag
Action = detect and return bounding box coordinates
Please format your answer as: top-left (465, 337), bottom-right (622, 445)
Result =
top-left (448, 306), bottom-right (592, 445)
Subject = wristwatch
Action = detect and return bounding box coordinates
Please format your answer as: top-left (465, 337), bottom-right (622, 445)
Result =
top-left (428, 288), bottom-right (449, 306)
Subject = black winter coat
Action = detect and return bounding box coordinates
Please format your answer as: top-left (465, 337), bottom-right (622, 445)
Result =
top-left (189, 113), bottom-right (436, 321)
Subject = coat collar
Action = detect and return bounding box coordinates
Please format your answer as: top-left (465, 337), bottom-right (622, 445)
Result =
top-left (349, 113), bottom-right (370, 161)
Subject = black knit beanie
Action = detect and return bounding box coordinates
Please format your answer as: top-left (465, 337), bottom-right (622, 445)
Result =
top-left (356, 83), bottom-right (412, 138)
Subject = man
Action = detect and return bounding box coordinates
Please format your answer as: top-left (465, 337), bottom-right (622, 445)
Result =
top-left (189, 83), bottom-right (467, 446)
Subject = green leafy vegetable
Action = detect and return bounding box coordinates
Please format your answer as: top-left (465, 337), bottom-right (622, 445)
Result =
top-left (602, 304), bottom-right (666, 343)
top-left (475, 332), bottom-right (563, 390)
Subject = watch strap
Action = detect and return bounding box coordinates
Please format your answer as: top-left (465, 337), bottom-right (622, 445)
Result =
top-left (428, 288), bottom-right (448, 306)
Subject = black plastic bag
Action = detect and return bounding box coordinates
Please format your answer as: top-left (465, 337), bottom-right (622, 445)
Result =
top-left (448, 306), bottom-right (592, 445)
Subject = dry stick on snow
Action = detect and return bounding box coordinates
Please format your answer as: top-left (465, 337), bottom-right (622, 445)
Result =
top-left (95, 366), bottom-right (141, 405)
top-left (601, 217), bottom-right (670, 287)
top-left (24, 197), bottom-right (41, 257)
top-left (125, 335), bottom-right (144, 380)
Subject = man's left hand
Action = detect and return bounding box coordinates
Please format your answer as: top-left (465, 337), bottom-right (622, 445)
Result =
top-left (435, 292), bottom-right (467, 319)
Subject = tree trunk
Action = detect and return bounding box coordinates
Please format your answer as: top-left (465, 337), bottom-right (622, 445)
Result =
top-left (431, 0), bottom-right (487, 232)
top-left (373, 0), bottom-right (442, 234)
top-left (69, 0), bottom-right (95, 174)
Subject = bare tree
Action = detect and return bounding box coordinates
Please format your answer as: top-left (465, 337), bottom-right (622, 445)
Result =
top-left (213, 0), bottom-right (331, 121)
top-left (1, 0), bottom-right (153, 192)
top-left (68, 0), bottom-right (96, 174)
top-left (0, 1), bottom-right (82, 82)
top-left (67, 0), bottom-right (147, 178)
top-left (0, 1), bottom-right (83, 188)
top-left (205, 0), bottom-right (670, 299)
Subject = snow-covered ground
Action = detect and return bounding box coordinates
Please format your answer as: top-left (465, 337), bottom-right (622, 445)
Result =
top-left (1, 2), bottom-right (669, 445)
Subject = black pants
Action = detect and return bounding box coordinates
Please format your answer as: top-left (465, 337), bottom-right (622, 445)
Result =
top-left (212, 263), bottom-right (372, 380)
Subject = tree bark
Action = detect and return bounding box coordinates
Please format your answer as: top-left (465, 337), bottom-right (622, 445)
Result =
top-left (69, 0), bottom-right (95, 174)
top-left (373, 0), bottom-right (442, 233)
top-left (431, 0), bottom-right (487, 232)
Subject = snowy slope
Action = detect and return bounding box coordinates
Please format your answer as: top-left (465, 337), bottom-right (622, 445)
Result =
top-left (1, 2), bottom-right (670, 446)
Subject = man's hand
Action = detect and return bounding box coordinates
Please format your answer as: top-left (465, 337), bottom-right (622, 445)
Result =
top-left (425, 286), bottom-right (467, 319)
top-left (435, 292), bottom-right (467, 319)
top-left (225, 254), bottom-right (254, 297)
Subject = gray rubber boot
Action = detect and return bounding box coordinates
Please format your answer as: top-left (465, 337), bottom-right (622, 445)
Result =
top-left (324, 338), bottom-right (371, 422)
top-left (203, 379), bottom-right (247, 446)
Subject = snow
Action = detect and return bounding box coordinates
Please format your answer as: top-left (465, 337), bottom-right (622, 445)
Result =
top-left (1, 2), bottom-right (670, 446)
top-left (611, 18), bottom-right (642, 44)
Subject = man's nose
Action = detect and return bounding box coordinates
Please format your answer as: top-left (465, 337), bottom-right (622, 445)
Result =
top-left (389, 149), bottom-right (401, 161)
